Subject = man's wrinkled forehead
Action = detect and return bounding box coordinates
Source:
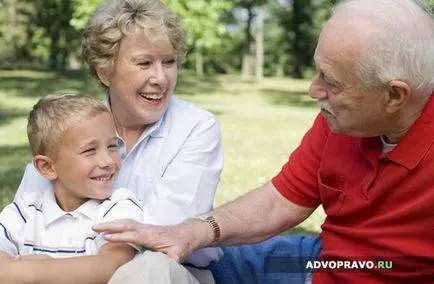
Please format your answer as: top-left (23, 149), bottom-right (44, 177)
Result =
top-left (315, 12), bottom-right (374, 61)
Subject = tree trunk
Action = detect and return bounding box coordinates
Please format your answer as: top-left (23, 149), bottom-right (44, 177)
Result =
top-left (195, 47), bottom-right (204, 77)
top-left (291, 0), bottom-right (303, 78)
top-left (255, 6), bottom-right (264, 80)
top-left (242, 55), bottom-right (255, 79)
top-left (241, 3), bottom-right (255, 78)
top-left (276, 54), bottom-right (285, 77)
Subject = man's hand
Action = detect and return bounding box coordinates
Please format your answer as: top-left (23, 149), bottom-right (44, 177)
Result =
top-left (93, 219), bottom-right (199, 263)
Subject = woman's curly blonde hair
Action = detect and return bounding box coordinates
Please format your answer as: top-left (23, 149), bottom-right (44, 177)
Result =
top-left (82, 0), bottom-right (185, 88)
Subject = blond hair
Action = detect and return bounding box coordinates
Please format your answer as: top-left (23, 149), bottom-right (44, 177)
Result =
top-left (82, 0), bottom-right (185, 88)
top-left (27, 93), bottom-right (110, 157)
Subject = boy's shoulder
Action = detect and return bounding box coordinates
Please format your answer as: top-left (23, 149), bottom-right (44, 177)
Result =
top-left (13, 188), bottom-right (46, 212)
top-left (98, 188), bottom-right (143, 222)
top-left (100, 188), bottom-right (140, 206)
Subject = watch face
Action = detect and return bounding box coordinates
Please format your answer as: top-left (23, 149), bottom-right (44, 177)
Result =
top-left (197, 214), bottom-right (210, 221)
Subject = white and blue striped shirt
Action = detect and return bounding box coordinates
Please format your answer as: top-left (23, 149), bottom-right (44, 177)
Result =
top-left (0, 186), bottom-right (143, 257)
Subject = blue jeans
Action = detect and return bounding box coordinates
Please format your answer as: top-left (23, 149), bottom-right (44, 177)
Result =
top-left (210, 234), bottom-right (322, 284)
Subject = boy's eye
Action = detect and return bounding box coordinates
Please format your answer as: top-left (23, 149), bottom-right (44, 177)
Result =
top-left (108, 144), bottom-right (119, 150)
top-left (81, 148), bottom-right (96, 154)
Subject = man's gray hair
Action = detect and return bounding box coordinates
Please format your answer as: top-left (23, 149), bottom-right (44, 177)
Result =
top-left (334, 0), bottom-right (434, 96)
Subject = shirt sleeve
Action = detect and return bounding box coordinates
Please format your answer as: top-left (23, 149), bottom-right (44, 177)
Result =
top-left (272, 114), bottom-right (329, 208)
top-left (0, 194), bottom-right (30, 256)
top-left (141, 114), bottom-right (224, 267)
top-left (142, 115), bottom-right (223, 224)
top-left (95, 188), bottom-right (144, 251)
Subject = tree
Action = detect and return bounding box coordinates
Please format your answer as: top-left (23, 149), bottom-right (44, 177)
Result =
top-left (235, 0), bottom-right (267, 78)
top-left (29, 0), bottom-right (80, 70)
top-left (70, 0), bottom-right (103, 31)
top-left (0, 0), bottom-right (34, 67)
top-left (263, 0), bottom-right (290, 77)
top-left (165, 0), bottom-right (233, 76)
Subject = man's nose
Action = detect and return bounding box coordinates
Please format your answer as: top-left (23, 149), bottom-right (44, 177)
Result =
top-left (309, 76), bottom-right (328, 100)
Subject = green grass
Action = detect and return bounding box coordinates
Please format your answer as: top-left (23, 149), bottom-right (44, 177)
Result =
top-left (0, 69), bottom-right (325, 234)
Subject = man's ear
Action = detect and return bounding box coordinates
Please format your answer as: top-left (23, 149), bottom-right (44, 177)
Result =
top-left (384, 80), bottom-right (411, 113)
top-left (96, 68), bottom-right (111, 87)
top-left (33, 155), bottom-right (58, 181)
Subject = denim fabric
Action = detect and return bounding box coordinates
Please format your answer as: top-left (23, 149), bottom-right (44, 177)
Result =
top-left (210, 234), bottom-right (321, 284)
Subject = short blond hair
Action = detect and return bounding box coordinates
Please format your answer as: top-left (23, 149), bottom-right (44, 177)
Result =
top-left (27, 93), bottom-right (110, 157)
top-left (82, 0), bottom-right (185, 88)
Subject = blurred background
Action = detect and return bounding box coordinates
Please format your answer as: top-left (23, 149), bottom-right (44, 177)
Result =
top-left (3, 0), bottom-right (433, 233)
top-left (0, 0), bottom-right (340, 77)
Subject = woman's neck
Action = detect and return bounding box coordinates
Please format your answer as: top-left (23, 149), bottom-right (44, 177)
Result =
top-left (113, 115), bottom-right (148, 153)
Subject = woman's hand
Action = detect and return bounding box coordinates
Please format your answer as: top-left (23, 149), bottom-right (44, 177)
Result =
top-left (93, 219), bottom-right (198, 263)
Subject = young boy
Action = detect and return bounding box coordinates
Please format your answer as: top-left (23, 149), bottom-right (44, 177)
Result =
top-left (0, 93), bottom-right (143, 283)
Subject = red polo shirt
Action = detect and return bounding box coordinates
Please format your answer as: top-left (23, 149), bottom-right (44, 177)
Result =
top-left (272, 96), bottom-right (434, 283)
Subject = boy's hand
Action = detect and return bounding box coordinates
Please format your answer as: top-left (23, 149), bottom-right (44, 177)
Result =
top-left (0, 252), bottom-right (13, 259)
top-left (0, 254), bottom-right (15, 283)
top-left (15, 254), bottom-right (53, 260)
top-left (0, 252), bottom-right (53, 261)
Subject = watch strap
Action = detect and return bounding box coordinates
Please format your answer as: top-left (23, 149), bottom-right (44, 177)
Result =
top-left (194, 214), bottom-right (221, 245)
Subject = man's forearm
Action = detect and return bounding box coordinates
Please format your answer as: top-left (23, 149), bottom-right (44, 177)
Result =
top-left (189, 182), bottom-right (315, 248)
top-left (91, 183), bottom-right (316, 265)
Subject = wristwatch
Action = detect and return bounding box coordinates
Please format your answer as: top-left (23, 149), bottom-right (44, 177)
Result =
top-left (193, 214), bottom-right (221, 245)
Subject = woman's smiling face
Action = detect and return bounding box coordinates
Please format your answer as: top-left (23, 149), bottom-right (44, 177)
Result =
top-left (99, 32), bottom-right (178, 128)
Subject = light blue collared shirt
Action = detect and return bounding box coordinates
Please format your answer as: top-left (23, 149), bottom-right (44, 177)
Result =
top-left (15, 96), bottom-right (224, 266)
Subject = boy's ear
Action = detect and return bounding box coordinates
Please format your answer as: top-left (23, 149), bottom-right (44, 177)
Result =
top-left (33, 155), bottom-right (58, 181)
top-left (96, 68), bottom-right (111, 87)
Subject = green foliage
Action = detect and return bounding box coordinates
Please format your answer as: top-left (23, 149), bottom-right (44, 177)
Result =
top-left (0, 0), bottom-right (34, 67)
top-left (165, 0), bottom-right (233, 49)
top-left (164, 0), bottom-right (234, 75)
top-left (29, 27), bottom-right (51, 61)
top-left (31, 0), bottom-right (81, 70)
top-left (70, 0), bottom-right (103, 31)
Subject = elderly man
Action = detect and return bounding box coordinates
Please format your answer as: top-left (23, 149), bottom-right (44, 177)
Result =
top-left (94, 0), bottom-right (434, 283)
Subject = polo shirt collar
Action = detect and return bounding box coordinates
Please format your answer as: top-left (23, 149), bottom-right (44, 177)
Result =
top-left (384, 94), bottom-right (434, 170)
top-left (42, 185), bottom-right (101, 227)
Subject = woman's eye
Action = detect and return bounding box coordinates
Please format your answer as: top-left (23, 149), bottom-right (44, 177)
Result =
top-left (163, 58), bottom-right (176, 65)
top-left (138, 61), bottom-right (151, 67)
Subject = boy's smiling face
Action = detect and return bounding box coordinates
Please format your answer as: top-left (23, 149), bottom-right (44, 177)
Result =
top-left (50, 112), bottom-right (121, 211)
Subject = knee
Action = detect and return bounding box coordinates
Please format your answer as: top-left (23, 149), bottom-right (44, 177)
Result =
top-left (109, 251), bottom-right (184, 284)
top-left (142, 251), bottom-right (179, 270)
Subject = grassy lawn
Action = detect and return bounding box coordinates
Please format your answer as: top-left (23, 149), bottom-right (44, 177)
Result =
top-left (0, 69), bottom-right (325, 234)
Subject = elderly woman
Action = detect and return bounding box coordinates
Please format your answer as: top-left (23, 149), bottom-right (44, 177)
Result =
top-left (10, 0), bottom-right (223, 283)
